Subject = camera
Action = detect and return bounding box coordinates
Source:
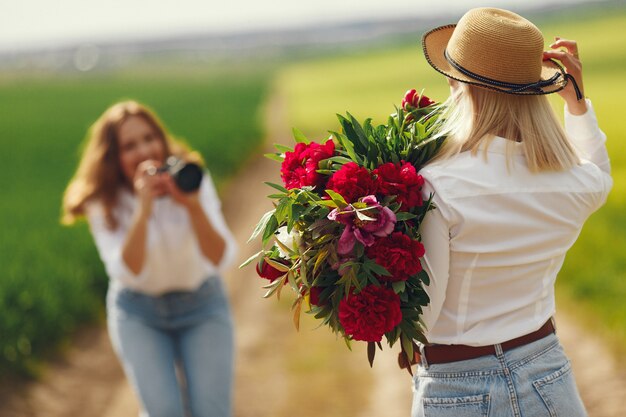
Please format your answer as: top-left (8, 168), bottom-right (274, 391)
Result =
top-left (148, 156), bottom-right (203, 193)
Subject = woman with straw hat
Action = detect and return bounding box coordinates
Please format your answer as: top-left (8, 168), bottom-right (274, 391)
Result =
top-left (412, 7), bottom-right (612, 416)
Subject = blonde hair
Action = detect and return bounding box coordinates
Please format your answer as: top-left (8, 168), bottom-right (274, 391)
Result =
top-left (62, 100), bottom-right (201, 229)
top-left (432, 84), bottom-right (579, 172)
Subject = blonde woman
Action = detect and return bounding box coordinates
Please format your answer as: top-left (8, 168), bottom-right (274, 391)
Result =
top-left (63, 101), bottom-right (237, 417)
top-left (412, 8), bottom-right (612, 416)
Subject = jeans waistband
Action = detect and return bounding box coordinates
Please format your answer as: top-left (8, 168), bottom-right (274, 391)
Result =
top-left (107, 277), bottom-right (225, 325)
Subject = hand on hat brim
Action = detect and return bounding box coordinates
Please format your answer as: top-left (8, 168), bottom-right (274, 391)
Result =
top-left (543, 38), bottom-right (587, 114)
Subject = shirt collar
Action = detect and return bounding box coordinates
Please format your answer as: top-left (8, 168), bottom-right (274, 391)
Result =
top-left (477, 135), bottom-right (525, 156)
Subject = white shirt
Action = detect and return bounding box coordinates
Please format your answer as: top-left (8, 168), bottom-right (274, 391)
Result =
top-left (86, 172), bottom-right (237, 296)
top-left (418, 100), bottom-right (612, 346)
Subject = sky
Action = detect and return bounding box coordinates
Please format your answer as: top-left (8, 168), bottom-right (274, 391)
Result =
top-left (0, 0), bottom-right (601, 52)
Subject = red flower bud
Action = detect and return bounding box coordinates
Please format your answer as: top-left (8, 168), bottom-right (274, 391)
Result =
top-left (417, 94), bottom-right (435, 108)
top-left (401, 88), bottom-right (435, 110)
top-left (401, 89), bottom-right (417, 110)
top-left (256, 259), bottom-right (286, 282)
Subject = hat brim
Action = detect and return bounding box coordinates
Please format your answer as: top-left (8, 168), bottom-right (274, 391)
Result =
top-left (422, 24), bottom-right (567, 96)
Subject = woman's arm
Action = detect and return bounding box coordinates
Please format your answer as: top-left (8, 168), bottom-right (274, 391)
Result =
top-left (418, 177), bottom-right (451, 332)
top-left (543, 38), bottom-right (586, 115)
top-left (182, 194), bottom-right (226, 265)
top-left (121, 160), bottom-right (167, 274)
top-left (544, 38), bottom-right (611, 175)
top-left (164, 172), bottom-right (235, 268)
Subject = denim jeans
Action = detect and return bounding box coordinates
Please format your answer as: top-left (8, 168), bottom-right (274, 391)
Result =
top-left (411, 333), bottom-right (587, 417)
top-left (107, 277), bottom-right (234, 417)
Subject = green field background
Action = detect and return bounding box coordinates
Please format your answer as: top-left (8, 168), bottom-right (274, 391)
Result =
top-left (1, 4), bottom-right (624, 380)
top-left (276, 8), bottom-right (626, 355)
top-left (0, 68), bottom-right (272, 376)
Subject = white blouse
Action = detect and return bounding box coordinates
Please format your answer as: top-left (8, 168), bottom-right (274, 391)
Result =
top-left (418, 100), bottom-right (612, 346)
top-left (86, 171), bottom-right (237, 296)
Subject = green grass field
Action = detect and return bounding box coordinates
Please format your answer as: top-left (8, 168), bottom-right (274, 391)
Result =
top-left (275, 8), bottom-right (626, 356)
top-left (0, 67), bottom-right (272, 376)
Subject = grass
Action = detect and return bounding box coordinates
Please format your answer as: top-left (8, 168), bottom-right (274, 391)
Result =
top-left (275, 6), bottom-right (626, 357)
top-left (0, 66), bottom-right (272, 376)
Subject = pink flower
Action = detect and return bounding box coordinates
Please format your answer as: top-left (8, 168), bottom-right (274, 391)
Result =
top-left (328, 195), bottom-right (397, 255)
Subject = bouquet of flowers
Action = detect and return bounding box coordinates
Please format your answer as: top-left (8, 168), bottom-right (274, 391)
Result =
top-left (242, 89), bottom-right (445, 371)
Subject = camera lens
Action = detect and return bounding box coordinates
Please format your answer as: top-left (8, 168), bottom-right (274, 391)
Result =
top-left (173, 163), bottom-right (203, 192)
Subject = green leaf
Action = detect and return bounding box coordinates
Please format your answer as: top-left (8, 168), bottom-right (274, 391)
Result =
top-left (400, 334), bottom-right (414, 360)
top-left (316, 200), bottom-right (338, 208)
top-left (349, 113), bottom-right (370, 150)
top-left (392, 280), bottom-right (406, 293)
top-left (264, 153), bottom-right (284, 162)
top-left (274, 237), bottom-right (296, 257)
top-left (248, 210), bottom-right (275, 243)
top-left (267, 193), bottom-right (288, 199)
top-left (265, 257), bottom-right (290, 272)
top-left (366, 262), bottom-right (391, 277)
top-left (292, 127), bottom-right (310, 144)
top-left (367, 342), bottom-right (376, 367)
top-left (261, 214), bottom-right (279, 245)
top-left (338, 114), bottom-right (367, 153)
top-left (274, 144), bottom-right (293, 153)
top-left (336, 132), bottom-right (359, 162)
top-left (326, 156), bottom-right (354, 165)
top-left (325, 189), bottom-right (348, 208)
top-left (265, 182), bottom-right (289, 193)
top-left (238, 250), bottom-right (263, 269)
top-left (262, 275), bottom-right (286, 298)
top-left (313, 246), bottom-right (330, 276)
top-left (395, 212), bottom-right (417, 221)
top-left (274, 199), bottom-right (291, 224)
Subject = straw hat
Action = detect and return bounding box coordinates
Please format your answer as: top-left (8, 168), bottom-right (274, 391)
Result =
top-left (422, 8), bottom-right (570, 96)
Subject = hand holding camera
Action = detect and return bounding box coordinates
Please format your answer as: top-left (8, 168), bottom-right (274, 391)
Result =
top-left (145, 156), bottom-right (204, 193)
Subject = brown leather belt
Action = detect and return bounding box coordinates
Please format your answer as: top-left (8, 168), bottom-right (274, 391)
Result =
top-left (423, 319), bottom-right (556, 365)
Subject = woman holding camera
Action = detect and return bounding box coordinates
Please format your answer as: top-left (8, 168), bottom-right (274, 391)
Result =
top-left (412, 7), bottom-right (612, 417)
top-left (62, 101), bottom-right (237, 417)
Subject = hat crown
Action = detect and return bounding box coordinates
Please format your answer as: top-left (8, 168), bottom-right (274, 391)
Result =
top-left (446, 8), bottom-right (545, 84)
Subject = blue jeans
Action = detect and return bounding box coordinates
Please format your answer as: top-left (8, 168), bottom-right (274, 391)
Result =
top-left (411, 333), bottom-right (587, 417)
top-left (107, 278), bottom-right (234, 417)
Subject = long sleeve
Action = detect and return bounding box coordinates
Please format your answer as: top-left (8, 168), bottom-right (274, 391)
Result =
top-left (418, 176), bottom-right (452, 333)
top-left (565, 99), bottom-right (611, 175)
top-left (86, 200), bottom-right (148, 289)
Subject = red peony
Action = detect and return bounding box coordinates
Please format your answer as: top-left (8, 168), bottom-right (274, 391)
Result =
top-left (338, 285), bottom-right (402, 342)
top-left (365, 232), bottom-right (425, 282)
top-left (326, 162), bottom-right (376, 203)
top-left (374, 161), bottom-right (425, 209)
top-left (281, 140), bottom-right (335, 190)
top-left (256, 259), bottom-right (286, 282)
top-left (401, 89), bottom-right (435, 110)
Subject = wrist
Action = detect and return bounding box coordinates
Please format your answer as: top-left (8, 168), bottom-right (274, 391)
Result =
top-left (566, 98), bottom-right (588, 116)
top-left (137, 201), bottom-right (152, 220)
top-left (185, 196), bottom-right (203, 214)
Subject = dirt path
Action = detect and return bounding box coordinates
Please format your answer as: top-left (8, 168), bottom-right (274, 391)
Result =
top-left (1, 89), bottom-right (625, 417)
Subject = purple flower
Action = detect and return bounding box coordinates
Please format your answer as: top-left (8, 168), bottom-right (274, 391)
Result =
top-left (328, 195), bottom-right (397, 255)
